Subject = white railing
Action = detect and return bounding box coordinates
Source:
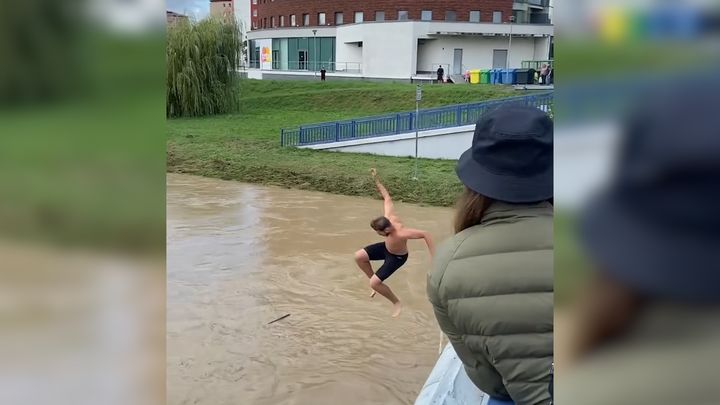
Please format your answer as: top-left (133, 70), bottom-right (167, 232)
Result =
top-left (249, 60), bottom-right (362, 74)
top-left (416, 63), bottom-right (470, 78)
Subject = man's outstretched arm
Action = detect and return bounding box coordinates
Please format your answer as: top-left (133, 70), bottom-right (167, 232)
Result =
top-left (370, 168), bottom-right (395, 218)
top-left (401, 228), bottom-right (435, 258)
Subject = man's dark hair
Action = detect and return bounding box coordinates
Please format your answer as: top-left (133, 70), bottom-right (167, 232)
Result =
top-left (370, 216), bottom-right (392, 231)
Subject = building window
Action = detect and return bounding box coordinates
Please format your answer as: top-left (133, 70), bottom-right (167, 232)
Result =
top-left (398, 10), bottom-right (408, 21)
top-left (446, 11), bottom-right (457, 21)
top-left (375, 11), bottom-right (385, 22)
top-left (470, 10), bottom-right (481, 23)
top-left (280, 15), bottom-right (285, 26)
top-left (354, 11), bottom-right (363, 23)
top-left (493, 11), bottom-right (503, 24)
top-left (271, 16), bottom-right (275, 27)
top-left (253, 9), bottom-right (257, 17)
top-left (318, 12), bottom-right (326, 25)
top-left (263, 18), bottom-right (267, 28)
top-left (303, 13), bottom-right (309, 26)
top-left (252, 0), bottom-right (257, 4)
top-left (291, 14), bottom-right (296, 26)
top-left (335, 12), bottom-right (343, 25)
top-left (421, 10), bottom-right (432, 21)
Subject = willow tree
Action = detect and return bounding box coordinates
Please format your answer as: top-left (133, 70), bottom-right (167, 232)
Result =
top-left (166, 18), bottom-right (242, 118)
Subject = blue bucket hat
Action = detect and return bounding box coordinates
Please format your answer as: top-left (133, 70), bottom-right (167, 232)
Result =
top-left (456, 105), bottom-right (553, 203)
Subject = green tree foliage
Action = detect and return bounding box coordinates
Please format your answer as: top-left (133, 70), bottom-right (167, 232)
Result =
top-left (166, 18), bottom-right (241, 117)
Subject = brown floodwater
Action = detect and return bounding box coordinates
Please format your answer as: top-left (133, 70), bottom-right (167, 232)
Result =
top-left (167, 174), bottom-right (455, 405)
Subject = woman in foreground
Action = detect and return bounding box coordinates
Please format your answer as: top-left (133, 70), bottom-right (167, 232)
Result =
top-left (427, 105), bottom-right (554, 405)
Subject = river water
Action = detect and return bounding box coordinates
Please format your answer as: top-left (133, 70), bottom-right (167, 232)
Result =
top-left (167, 174), bottom-right (455, 405)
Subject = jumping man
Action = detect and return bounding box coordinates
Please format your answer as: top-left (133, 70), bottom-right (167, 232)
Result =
top-left (353, 168), bottom-right (435, 317)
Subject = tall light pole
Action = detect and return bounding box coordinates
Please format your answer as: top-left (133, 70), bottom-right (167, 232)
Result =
top-left (312, 29), bottom-right (317, 76)
top-left (413, 84), bottom-right (422, 181)
top-left (507, 15), bottom-right (515, 69)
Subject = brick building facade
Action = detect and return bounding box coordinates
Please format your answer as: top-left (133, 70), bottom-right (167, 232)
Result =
top-left (253, 0), bottom-right (515, 29)
top-left (210, 0), bottom-right (236, 23)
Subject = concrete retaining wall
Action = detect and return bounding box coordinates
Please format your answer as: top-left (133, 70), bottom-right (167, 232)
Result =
top-left (299, 125), bottom-right (476, 160)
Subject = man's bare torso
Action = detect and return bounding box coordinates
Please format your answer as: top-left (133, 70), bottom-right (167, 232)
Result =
top-left (385, 215), bottom-right (409, 255)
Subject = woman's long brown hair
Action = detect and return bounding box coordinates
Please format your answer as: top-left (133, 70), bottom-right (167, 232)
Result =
top-left (454, 187), bottom-right (495, 233)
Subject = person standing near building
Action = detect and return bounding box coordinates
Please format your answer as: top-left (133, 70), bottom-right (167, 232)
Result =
top-left (320, 66), bottom-right (326, 81)
top-left (436, 65), bottom-right (444, 83)
top-left (539, 63), bottom-right (551, 85)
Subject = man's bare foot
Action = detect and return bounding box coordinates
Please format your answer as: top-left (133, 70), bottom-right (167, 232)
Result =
top-left (392, 302), bottom-right (402, 317)
top-left (370, 290), bottom-right (377, 298)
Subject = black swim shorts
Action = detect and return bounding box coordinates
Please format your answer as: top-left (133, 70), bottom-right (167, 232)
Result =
top-left (363, 242), bottom-right (409, 281)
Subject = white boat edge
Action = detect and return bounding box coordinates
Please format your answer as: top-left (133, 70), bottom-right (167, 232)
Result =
top-left (415, 343), bottom-right (494, 405)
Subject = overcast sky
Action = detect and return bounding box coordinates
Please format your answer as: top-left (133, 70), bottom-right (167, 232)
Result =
top-left (166, 0), bottom-right (209, 20)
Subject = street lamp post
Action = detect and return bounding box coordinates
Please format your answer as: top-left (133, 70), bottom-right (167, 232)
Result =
top-left (507, 15), bottom-right (515, 69)
top-left (413, 85), bottom-right (422, 180)
top-left (312, 29), bottom-right (317, 77)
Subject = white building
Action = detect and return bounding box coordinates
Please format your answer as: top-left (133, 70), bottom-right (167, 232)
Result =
top-left (247, 17), bottom-right (553, 81)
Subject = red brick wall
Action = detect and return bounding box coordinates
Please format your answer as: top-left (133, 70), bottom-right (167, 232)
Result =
top-left (251, 1), bottom-right (258, 29)
top-left (253, 0), bottom-right (513, 29)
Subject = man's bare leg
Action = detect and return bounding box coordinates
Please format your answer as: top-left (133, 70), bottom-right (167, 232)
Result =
top-left (369, 275), bottom-right (402, 317)
top-left (354, 250), bottom-right (377, 297)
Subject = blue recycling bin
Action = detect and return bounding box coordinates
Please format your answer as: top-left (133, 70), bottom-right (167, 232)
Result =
top-left (501, 69), bottom-right (517, 84)
top-left (490, 69), bottom-right (503, 84)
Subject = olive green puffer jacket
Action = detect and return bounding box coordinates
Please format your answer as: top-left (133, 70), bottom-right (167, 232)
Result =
top-left (427, 201), bottom-right (553, 405)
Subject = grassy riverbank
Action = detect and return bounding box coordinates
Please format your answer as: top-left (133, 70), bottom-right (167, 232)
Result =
top-left (167, 80), bottom-right (516, 206)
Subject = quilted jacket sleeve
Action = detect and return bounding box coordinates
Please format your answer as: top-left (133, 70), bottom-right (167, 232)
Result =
top-left (427, 239), bottom-right (509, 400)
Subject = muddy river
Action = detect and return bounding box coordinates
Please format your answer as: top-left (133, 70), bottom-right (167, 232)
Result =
top-left (167, 174), bottom-right (455, 405)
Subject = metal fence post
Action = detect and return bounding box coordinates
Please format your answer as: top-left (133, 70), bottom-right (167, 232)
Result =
top-left (281, 129), bottom-right (285, 147)
top-left (456, 106), bottom-right (462, 126)
top-left (351, 120), bottom-right (356, 138)
top-left (335, 122), bottom-right (340, 141)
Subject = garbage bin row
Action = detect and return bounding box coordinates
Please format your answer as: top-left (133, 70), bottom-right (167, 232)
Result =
top-left (466, 68), bottom-right (537, 85)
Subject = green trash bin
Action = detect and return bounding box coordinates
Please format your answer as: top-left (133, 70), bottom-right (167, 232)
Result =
top-left (480, 69), bottom-right (491, 84)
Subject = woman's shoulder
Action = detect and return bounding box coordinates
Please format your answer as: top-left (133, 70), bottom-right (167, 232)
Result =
top-left (431, 232), bottom-right (475, 275)
top-left (427, 232), bottom-right (480, 303)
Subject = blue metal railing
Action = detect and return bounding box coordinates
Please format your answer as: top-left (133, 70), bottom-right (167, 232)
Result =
top-left (280, 92), bottom-right (553, 147)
